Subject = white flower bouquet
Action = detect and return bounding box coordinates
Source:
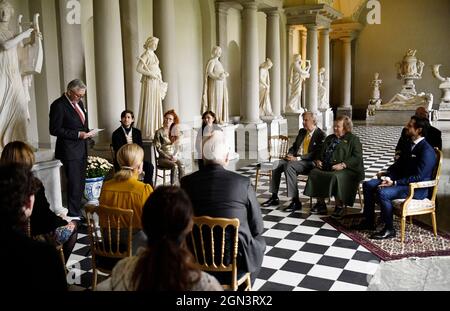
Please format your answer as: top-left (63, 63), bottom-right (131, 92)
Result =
top-left (86, 156), bottom-right (113, 178)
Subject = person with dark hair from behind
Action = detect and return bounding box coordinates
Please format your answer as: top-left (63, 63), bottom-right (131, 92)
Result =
top-left (395, 107), bottom-right (442, 161)
top-left (112, 110), bottom-right (154, 186)
top-left (181, 131), bottom-right (266, 285)
top-left (98, 186), bottom-right (222, 291)
top-left (360, 116), bottom-right (436, 240)
top-left (0, 141), bottom-right (78, 261)
top-left (0, 164), bottom-right (67, 291)
top-left (195, 110), bottom-right (222, 170)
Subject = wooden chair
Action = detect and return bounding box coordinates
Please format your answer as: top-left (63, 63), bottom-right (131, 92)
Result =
top-left (188, 216), bottom-right (251, 291)
top-left (152, 144), bottom-right (173, 186)
top-left (392, 148), bottom-right (443, 243)
top-left (85, 204), bottom-right (134, 290)
top-left (255, 135), bottom-right (289, 191)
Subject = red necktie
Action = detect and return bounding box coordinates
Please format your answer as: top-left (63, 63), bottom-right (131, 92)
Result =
top-left (72, 102), bottom-right (85, 125)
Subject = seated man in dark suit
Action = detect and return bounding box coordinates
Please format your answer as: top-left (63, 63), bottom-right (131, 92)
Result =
top-left (181, 131), bottom-right (266, 284)
top-left (395, 107), bottom-right (442, 161)
top-left (262, 111), bottom-right (325, 212)
top-left (112, 110), bottom-right (154, 186)
top-left (0, 164), bottom-right (67, 291)
top-left (361, 116), bottom-right (436, 240)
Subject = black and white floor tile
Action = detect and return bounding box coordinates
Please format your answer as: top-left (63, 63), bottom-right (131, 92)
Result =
top-left (66, 125), bottom-right (403, 291)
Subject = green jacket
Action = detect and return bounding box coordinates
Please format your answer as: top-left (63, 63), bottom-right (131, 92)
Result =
top-left (320, 132), bottom-right (365, 181)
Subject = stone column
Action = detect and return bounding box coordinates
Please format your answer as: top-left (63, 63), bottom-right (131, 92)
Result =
top-left (305, 24), bottom-right (319, 113)
top-left (216, 2), bottom-right (228, 69)
top-left (265, 9), bottom-right (281, 118)
top-left (319, 28), bottom-right (330, 104)
top-left (338, 36), bottom-right (353, 117)
top-left (93, 0), bottom-right (126, 144)
top-left (300, 28), bottom-right (307, 62)
top-left (241, 2), bottom-right (260, 124)
top-left (153, 0), bottom-right (179, 112)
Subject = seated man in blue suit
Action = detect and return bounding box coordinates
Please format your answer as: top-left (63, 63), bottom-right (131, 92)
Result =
top-left (360, 116), bottom-right (436, 240)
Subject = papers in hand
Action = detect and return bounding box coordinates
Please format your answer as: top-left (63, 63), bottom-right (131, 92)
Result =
top-left (88, 128), bottom-right (104, 137)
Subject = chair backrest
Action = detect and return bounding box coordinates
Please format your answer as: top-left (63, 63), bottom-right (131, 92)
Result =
top-left (188, 216), bottom-right (240, 287)
top-left (85, 204), bottom-right (134, 260)
top-left (430, 148), bottom-right (443, 201)
top-left (269, 135), bottom-right (289, 161)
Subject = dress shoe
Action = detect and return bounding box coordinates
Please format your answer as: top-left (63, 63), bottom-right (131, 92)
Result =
top-left (283, 199), bottom-right (302, 212)
top-left (331, 206), bottom-right (346, 219)
top-left (370, 228), bottom-right (396, 240)
top-left (310, 202), bottom-right (327, 215)
top-left (261, 196), bottom-right (280, 207)
top-left (352, 220), bottom-right (376, 231)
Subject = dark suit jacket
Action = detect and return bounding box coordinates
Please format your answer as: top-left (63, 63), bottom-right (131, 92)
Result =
top-left (396, 126), bottom-right (442, 158)
top-left (288, 127), bottom-right (326, 161)
top-left (49, 94), bottom-right (89, 161)
top-left (388, 138), bottom-right (436, 199)
top-left (180, 165), bottom-right (266, 274)
top-left (112, 126), bottom-right (143, 169)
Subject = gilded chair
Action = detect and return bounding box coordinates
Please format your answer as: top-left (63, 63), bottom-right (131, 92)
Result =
top-left (255, 135), bottom-right (289, 192)
top-left (152, 144), bottom-right (173, 186)
top-left (188, 216), bottom-right (251, 291)
top-left (392, 148), bottom-right (443, 243)
top-left (85, 204), bottom-right (134, 290)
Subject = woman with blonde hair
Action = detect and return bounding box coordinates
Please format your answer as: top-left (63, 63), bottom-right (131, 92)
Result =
top-left (0, 141), bottom-right (78, 261)
top-left (99, 143), bottom-right (153, 254)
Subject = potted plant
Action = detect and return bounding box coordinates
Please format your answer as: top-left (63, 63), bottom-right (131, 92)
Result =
top-left (84, 156), bottom-right (113, 205)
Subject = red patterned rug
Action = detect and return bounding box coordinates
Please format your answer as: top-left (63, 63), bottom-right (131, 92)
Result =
top-left (322, 214), bottom-right (450, 261)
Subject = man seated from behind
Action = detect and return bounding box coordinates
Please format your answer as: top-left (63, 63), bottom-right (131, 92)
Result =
top-left (181, 131), bottom-right (266, 284)
top-left (261, 111), bottom-right (325, 212)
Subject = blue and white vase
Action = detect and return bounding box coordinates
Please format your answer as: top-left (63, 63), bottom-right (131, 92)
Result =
top-left (84, 176), bottom-right (105, 205)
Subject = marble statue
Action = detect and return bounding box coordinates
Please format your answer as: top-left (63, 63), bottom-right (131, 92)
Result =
top-left (395, 49), bottom-right (424, 96)
top-left (432, 64), bottom-right (450, 107)
top-left (286, 54), bottom-right (310, 113)
top-left (318, 67), bottom-right (328, 110)
top-left (0, 0), bottom-right (42, 151)
top-left (136, 36), bottom-right (167, 140)
top-left (367, 72), bottom-right (382, 117)
top-left (201, 46), bottom-right (229, 124)
top-left (259, 58), bottom-right (273, 117)
top-left (384, 92), bottom-right (433, 111)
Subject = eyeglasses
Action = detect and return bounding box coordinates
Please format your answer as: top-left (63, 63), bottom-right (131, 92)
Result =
top-left (70, 90), bottom-right (85, 99)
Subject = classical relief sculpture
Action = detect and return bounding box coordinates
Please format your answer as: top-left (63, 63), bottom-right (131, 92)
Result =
top-left (318, 67), bottom-right (328, 110)
top-left (432, 64), bottom-right (450, 109)
top-left (286, 54), bottom-right (310, 113)
top-left (0, 0), bottom-right (42, 151)
top-left (259, 58), bottom-right (273, 117)
top-left (367, 72), bottom-right (382, 116)
top-left (201, 46), bottom-right (229, 124)
top-left (137, 36), bottom-right (167, 140)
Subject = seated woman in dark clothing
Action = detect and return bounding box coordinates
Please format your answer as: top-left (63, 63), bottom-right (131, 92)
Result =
top-left (304, 115), bottom-right (365, 219)
top-left (195, 110), bottom-right (222, 170)
top-left (0, 141), bottom-right (78, 261)
top-left (112, 110), bottom-right (154, 186)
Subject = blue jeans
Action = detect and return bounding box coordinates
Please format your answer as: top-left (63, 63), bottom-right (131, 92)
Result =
top-left (362, 179), bottom-right (409, 229)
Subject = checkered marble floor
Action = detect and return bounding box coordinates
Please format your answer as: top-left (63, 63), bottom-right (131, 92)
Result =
top-left (66, 125), bottom-right (403, 291)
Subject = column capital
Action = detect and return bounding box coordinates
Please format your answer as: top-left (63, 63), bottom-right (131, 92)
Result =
top-left (285, 4), bottom-right (343, 27)
top-left (305, 24), bottom-right (319, 31)
top-left (260, 7), bottom-right (283, 17)
top-left (242, 1), bottom-right (258, 11)
top-left (216, 2), bottom-right (230, 15)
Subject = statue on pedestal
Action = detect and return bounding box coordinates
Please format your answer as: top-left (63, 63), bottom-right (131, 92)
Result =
top-left (0, 0), bottom-right (43, 151)
top-left (285, 54), bottom-right (310, 113)
top-left (201, 46), bottom-right (229, 124)
top-left (259, 58), bottom-right (273, 117)
top-left (136, 36), bottom-right (167, 140)
top-left (395, 49), bottom-right (424, 97)
top-left (432, 64), bottom-right (450, 110)
top-left (318, 67), bottom-right (328, 110)
top-left (367, 72), bottom-right (382, 117)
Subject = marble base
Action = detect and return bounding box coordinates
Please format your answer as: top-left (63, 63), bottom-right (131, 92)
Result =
top-left (32, 159), bottom-right (66, 216)
top-left (337, 106), bottom-right (352, 118)
top-left (284, 112), bottom-right (304, 137)
top-left (236, 122), bottom-right (268, 161)
top-left (221, 123), bottom-right (239, 161)
top-left (261, 116), bottom-right (288, 138)
top-left (319, 108), bottom-right (333, 135)
top-left (373, 109), bottom-right (416, 125)
top-left (438, 109), bottom-right (450, 120)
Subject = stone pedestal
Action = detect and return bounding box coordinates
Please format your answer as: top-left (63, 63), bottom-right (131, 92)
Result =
top-left (177, 124), bottom-right (193, 174)
top-left (221, 123), bottom-right (239, 160)
top-left (319, 108), bottom-right (333, 135)
top-left (236, 123), bottom-right (268, 162)
top-left (284, 111), bottom-right (304, 137)
top-left (337, 106), bottom-right (352, 118)
top-left (438, 109), bottom-right (450, 120)
top-left (33, 158), bottom-right (66, 216)
top-left (373, 109), bottom-right (416, 125)
top-left (261, 116), bottom-right (288, 137)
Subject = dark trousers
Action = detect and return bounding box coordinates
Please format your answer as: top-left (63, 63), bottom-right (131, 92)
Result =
top-left (270, 159), bottom-right (313, 198)
top-left (142, 160), bottom-right (154, 186)
top-left (63, 158), bottom-right (87, 217)
top-left (363, 178), bottom-right (410, 229)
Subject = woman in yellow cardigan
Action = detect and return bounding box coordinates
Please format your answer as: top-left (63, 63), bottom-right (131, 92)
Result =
top-left (99, 143), bottom-right (153, 254)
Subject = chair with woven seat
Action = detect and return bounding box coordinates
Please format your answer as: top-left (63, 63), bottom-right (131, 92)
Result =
top-left (392, 148), bottom-right (443, 243)
top-left (188, 216), bottom-right (251, 291)
top-left (85, 204), bottom-right (134, 290)
top-left (255, 135), bottom-right (289, 192)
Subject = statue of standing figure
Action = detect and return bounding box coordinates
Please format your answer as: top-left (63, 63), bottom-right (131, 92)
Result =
top-left (136, 36), bottom-right (168, 140)
top-left (201, 46), bottom-right (229, 124)
top-left (318, 67), bottom-right (328, 110)
top-left (367, 73), bottom-right (382, 117)
top-left (0, 0), bottom-right (43, 151)
top-left (286, 54), bottom-right (311, 113)
top-left (259, 58), bottom-right (273, 116)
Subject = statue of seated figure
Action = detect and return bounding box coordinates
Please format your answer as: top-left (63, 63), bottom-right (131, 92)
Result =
top-left (382, 92), bottom-right (433, 110)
